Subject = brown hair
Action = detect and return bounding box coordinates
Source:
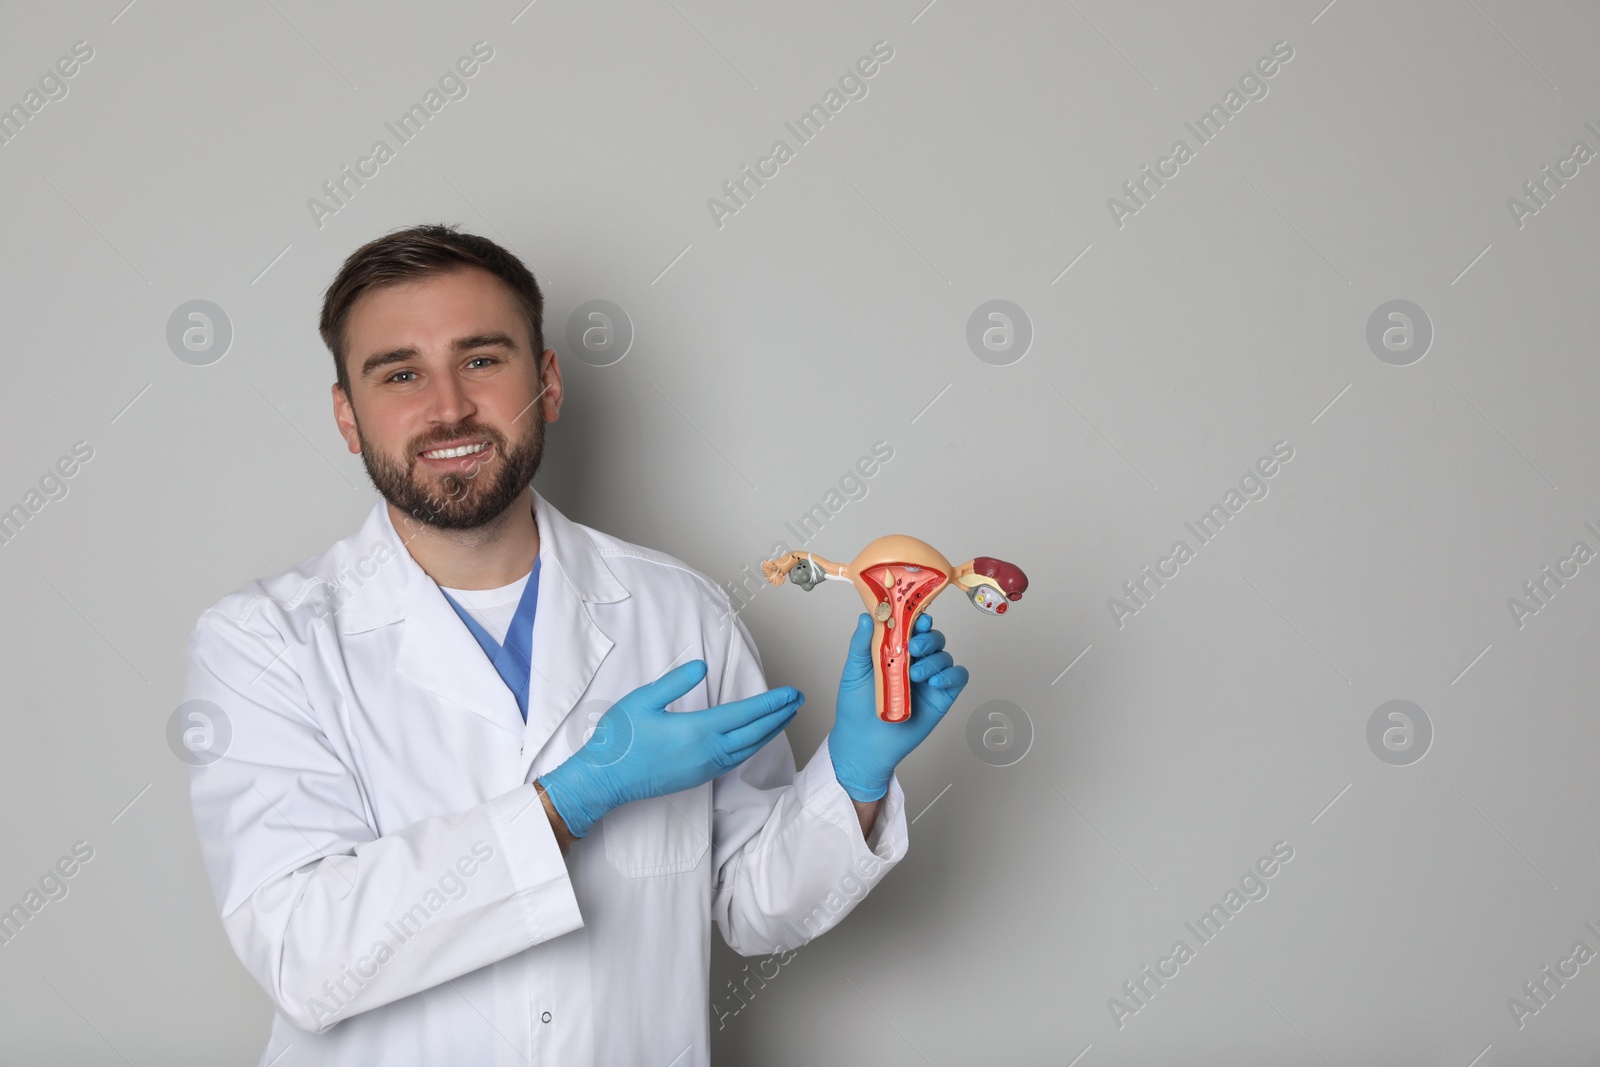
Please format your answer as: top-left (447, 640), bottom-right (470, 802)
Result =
top-left (319, 222), bottom-right (545, 393)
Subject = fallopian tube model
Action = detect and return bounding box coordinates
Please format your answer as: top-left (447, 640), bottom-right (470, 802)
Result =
top-left (761, 537), bottom-right (1028, 724)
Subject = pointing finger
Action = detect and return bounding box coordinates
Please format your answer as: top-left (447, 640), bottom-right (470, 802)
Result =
top-left (725, 715), bottom-right (796, 767)
top-left (704, 685), bottom-right (803, 730)
top-left (634, 659), bottom-right (709, 708)
top-left (722, 694), bottom-right (802, 751)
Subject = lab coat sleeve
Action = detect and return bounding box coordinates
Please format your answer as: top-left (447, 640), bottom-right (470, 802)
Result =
top-left (707, 606), bottom-right (909, 957)
top-left (182, 609), bottom-right (584, 1034)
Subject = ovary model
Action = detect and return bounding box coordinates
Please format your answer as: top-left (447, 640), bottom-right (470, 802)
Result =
top-left (761, 537), bottom-right (1028, 724)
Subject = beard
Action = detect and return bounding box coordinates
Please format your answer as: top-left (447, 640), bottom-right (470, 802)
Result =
top-left (357, 406), bottom-right (546, 531)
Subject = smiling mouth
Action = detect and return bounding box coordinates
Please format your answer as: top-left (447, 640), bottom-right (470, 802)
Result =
top-left (419, 441), bottom-right (492, 461)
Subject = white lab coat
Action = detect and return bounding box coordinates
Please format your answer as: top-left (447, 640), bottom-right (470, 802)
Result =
top-left (181, 488), bottom-right (908, 1066)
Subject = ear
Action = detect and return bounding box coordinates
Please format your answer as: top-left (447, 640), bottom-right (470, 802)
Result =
top-left (332, 383), bottom-right (361, 454)
top-left (537, 349), bottom-right (564, 422)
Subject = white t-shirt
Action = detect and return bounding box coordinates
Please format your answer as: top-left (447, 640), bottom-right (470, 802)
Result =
top-left (440, 570), bottom-right (530, 645)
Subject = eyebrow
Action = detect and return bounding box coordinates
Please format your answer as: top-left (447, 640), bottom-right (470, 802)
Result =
top-left (359, 331), bottom-right (520, 379)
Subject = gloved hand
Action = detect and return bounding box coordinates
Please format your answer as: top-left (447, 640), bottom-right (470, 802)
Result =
top-left (828, 612), bottom-right (969, 803)
top-left (538, 659), bottom-right (804, 838)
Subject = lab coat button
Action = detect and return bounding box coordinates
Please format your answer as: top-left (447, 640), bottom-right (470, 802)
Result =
top-left (541, 1011), bottom-right (552, 1023)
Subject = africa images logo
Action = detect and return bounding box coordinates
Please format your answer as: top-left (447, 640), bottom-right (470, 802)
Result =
top-left (1105, 40), bottom-right (1295, 229)
top-left (306, 41), bottom-right (495, 229)
top-left (705, 41), bottom-right (895, 230)
top-left (1106, 441), bottom-right (1295, 629)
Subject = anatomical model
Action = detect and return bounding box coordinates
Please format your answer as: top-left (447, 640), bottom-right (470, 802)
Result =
top-left (761, 537), bottom-right (1028, 724)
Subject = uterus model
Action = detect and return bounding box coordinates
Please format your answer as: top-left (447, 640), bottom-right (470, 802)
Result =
top-left (761, 538), bottom-right (1028, 724)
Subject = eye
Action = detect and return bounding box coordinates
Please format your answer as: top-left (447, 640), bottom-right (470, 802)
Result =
top-left (467, 355), bottom-right (499, 368)
top-left (386, 370), bottom-right (417, 383)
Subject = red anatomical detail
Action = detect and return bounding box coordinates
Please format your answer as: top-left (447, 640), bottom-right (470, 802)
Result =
top-left (972, 555), bottom-right (1028, 600)
top-left (859, 563), bottom-right (949, 723)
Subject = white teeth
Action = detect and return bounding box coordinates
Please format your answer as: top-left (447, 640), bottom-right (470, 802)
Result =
top-left (422, 442), bottom-right (488, 459)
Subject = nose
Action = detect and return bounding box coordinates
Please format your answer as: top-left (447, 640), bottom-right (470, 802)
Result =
top-left (427, 368), bottom-right (477, 427)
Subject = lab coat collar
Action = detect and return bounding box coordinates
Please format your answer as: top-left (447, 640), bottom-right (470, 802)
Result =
top-left (339, 488), bottom-right (629, 751)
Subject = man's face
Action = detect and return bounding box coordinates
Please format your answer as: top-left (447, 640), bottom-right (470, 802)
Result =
top-left (332, 266), bottom-right (562, 530)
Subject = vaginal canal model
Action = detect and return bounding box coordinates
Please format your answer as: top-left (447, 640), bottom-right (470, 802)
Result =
top-left (761, 537), bottom-right (1029, 723)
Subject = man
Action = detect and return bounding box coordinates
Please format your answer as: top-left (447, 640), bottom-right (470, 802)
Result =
top-left (181, 223), bottom-right (970, 1066)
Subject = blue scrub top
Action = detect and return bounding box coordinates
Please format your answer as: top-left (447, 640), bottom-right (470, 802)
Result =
top-left (440, 557), bottom-right (541, 722)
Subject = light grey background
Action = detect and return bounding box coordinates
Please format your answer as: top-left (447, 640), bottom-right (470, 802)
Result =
top-left (2, 0), bottom-right (1597, 1063)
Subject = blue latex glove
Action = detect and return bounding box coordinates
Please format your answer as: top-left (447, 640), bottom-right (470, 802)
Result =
top-left (828, 611), bottom-right (969, 802)
top-left (539, 660), bottom-right (804, 838)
